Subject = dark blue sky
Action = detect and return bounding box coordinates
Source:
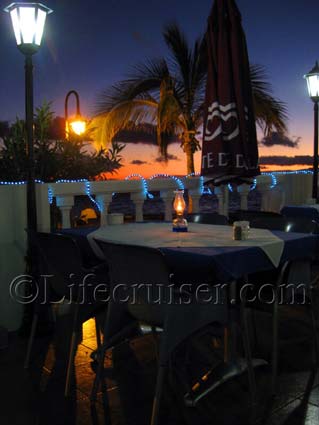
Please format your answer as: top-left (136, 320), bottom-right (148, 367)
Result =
top-left (1, 0), bottom-right (319, 155)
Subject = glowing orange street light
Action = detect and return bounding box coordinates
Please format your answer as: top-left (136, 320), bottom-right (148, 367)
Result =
top-left (69, 119), bottom-right (86, 136)
top-left (64, 90), bottom-right (86, 138)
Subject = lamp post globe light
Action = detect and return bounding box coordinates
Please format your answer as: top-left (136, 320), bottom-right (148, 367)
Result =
top-left (4, 3), bottom-right (53, 274)
top-left (305, 61), bottom-right (319, 202)
top-left (64, 90), bottom-right (86, 139)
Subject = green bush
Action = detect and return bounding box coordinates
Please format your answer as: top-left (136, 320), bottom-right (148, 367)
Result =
top-left (0, 102), bottom-right (125, 182)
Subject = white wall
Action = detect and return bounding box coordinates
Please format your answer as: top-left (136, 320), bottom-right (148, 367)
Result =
top-left (0, 185), bottom-right (26, 331)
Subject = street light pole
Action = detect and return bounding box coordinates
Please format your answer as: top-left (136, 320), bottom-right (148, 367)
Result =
top-left (25, 54), bottom-right (37, 234)
top-left (65, 90), bottom-right (81, 120)
top-left (313, 101), bottom-right (319, 201)
top-left (305, 61), bottom-right (319, 203)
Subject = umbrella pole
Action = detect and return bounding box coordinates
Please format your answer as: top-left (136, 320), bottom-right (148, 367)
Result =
top-left (223, 185), bottom-right (229, 218)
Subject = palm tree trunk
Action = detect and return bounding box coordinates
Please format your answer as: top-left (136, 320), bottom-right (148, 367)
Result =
top-left (183, 132), bottom-right (195, 175)
top-left (185, 141), bottom-right (195, 175)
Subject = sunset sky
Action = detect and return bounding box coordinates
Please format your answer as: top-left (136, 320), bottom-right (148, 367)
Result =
top-left (1, 0), bottom-right (319, 178)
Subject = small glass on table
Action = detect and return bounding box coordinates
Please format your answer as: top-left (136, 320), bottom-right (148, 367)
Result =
top-left (233, 221), bottom-right (250, 240)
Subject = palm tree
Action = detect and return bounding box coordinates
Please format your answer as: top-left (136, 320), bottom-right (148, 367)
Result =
top-left (93, 24), bottom-right (287, 174)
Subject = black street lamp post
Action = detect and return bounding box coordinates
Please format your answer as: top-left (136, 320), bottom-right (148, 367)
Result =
top-left (314, 101), bottom-right (319, 201)
top-left (25, 53), bottom-right (37, 234)
top-left (305, 61), bottom-right (319, 202)
top-left (5, 2), bottom-right (53, 299)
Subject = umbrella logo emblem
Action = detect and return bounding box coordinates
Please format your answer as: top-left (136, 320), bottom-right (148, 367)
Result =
top-left (205, 102), bottom-right (243, 142)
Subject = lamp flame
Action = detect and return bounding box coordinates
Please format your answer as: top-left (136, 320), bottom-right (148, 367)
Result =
top-left (173, 190), bottom-right (186, 216)
top-left (69, 119), bottom-right (86, 136)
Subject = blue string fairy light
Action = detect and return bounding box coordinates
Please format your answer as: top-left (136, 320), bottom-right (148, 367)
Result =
top-left (262, 172), bottom-right (278, 189)
top-left (188, 175), bottom-right (213, 195)
top-left (0, 169), bottom-right (315, 205)
top-left (251, 178), bottom-right (257, 191)
top-left (186, 172), bottom-right (211, 194)
top-left (0, 181), bottom-right (27, 185)
top-left (186, 174), bottom-right (212, 195)
top-left (84, 181), bottom-right (102, 212)
top-left (202, 187), bottom-right (213, 195)
top-left (125, 174), bottom-right (151, 198)
top-left (55, 178), bottom-right (88, 184)
top-left (48, 186), bottom-right (54, 204)
top-left (185, 172), bottom-right (200, 178)
top-left (199, 176), bottom-right (205, 195)
top-left (270, 170), bottom-right (313, 176)
top-left (270, 173), bottom-right (277, 189)
top-left (48, 178), bottom-right (90, 204)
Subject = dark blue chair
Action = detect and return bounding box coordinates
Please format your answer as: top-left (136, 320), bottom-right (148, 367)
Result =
top-left (24, 231), bottom-right (109, 397)
top-left (281, 206), bottom-right (319, 224)
top-left (186, 213), bottom-right (228, 225)
top-left (91, 241), bottom-right (258, 425)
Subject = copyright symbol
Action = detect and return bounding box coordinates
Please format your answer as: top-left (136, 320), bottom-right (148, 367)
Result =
top-left (9, 275), bottom-right (39, 304)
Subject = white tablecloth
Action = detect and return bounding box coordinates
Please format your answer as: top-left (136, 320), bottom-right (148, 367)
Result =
top-left (88, 223), bottom-right (284, 267)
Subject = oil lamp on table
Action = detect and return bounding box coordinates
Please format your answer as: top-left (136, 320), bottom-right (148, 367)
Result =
top-left (172, 189), bottom-right (188, 232)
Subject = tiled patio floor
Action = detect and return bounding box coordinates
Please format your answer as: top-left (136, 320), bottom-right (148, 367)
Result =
top-left (0, 304), bottom-right (318, 425)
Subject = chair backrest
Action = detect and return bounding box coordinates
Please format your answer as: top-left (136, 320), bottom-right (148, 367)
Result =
top-left (32, 231), bottom-right (86, 300)
top-left (249, 216), bottom-right (288, 231)
top-left (60, 227), bottom-right (101, 268)
top-left (94, 240), bottom-right (172, 335)
top-left (95, 240), bottom-right (170, 291)
top-left (281, 206), bottom-right (319, 224)
top-left (186, 213), bottom-right (228, 225)
top-left (285, 218), bottom-right (319, 234)
top-left (232, 209), bottom-right (282, 222)
top-left (249, 215), bottom-right (319, 234)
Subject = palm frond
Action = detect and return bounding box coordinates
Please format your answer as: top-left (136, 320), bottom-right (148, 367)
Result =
top-left (193, 103), bottom-right (205, 128)
top-left (89, 99), bottom-right (158, 149)
top-left (95, 58), bottom-right (169, 115)
top-left (250, 64), bottom-right (288, 134)
top-left (189, 35), bottom-right (207, 111)
top-left (157, 80), bottom-right (185, 158)
top-left (163, 23), bottom-right (192, 96)
top-left (163, 24), bottom-right (207, 119)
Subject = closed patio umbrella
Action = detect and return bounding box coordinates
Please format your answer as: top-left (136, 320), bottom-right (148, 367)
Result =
top-left (201, 0), bottom-right (260, 185)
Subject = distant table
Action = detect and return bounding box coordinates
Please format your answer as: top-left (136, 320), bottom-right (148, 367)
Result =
top-left (80, 223), bottom-right (317, 283)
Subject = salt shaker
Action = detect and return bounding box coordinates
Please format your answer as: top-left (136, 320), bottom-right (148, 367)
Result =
top-left (241, 221), bottom-right (250, 240)
top-left (233, 221), bottom-right (242, 240)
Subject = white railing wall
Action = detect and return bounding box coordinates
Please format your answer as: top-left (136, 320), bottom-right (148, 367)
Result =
top-left (39, 174), bottom-right (315, 229)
